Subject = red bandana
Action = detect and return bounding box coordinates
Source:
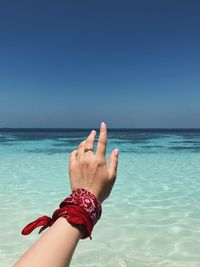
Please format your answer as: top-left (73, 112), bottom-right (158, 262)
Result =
top-left (21, 189), bottom-right (102, 239)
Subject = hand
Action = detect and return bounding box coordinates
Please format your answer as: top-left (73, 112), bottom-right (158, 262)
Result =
top-left (68, 122), bottom-right (119, 203)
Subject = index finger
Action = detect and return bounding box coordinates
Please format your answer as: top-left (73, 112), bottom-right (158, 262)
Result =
top-left (96, 122), bottom-right (107, 157)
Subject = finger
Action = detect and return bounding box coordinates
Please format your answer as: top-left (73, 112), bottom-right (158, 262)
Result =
top-left (96, 122), bottom-right (107, 157)
top-left (85, 130), bottom-right (96, 152)
top-left (69, 149), bottom-right (78, 163)
top-left (108, 148), bottom-right (119, 179)
top-left (77, 140), bottom-right (86, 158)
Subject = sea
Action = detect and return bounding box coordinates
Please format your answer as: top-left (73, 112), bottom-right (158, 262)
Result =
top-left (0, 129), bottom-right (200, 267)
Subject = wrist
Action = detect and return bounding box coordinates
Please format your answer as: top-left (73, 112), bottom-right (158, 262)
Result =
top-left (55, 217), bottom-right (82, 238)
top-left (22, 188), bottom-right (102, 239)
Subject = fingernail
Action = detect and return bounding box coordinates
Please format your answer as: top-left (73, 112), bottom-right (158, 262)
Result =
top-left (101, 122), bottom-right (106, 128)
top-left (91, 130), bottom-right (96, 134)
top-left (114, 148), bottom-right (119, 156)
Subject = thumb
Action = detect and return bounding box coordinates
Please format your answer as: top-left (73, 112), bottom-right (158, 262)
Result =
top-left (108, 148), bottom-right (119, 179)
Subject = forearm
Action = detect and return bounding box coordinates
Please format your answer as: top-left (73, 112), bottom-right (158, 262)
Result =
top-left (14, 218), bottom-right (81, 267)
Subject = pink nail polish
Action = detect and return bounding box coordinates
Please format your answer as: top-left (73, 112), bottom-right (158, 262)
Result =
top-left (101, 122), bottom-right (106, 128)
top-left (91, 130), bottom-right (96, 134)
top-left (114, 148), bottom-right (119, 156)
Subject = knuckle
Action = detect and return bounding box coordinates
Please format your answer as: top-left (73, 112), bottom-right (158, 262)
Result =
top-left (86, 136), bottom-right (92, 142)
top-left (85, 141), bottom-right (92, 147)
top-left (69, 151), bottom-right (74, 158)
top-left (70, 150), bottom-right (78, 160)
top-left (99, 139), bottom-right (106, 146)
top-left (94, 158), bottom-right (100, 166)
top-left (80, 157), bottom-right (85, 165)
top-left (80, 156), bottom-right (90, 167)
top-left (95, 157), bottom-right (104, 166)
top-left (83, 157), bottom-right (90, 166)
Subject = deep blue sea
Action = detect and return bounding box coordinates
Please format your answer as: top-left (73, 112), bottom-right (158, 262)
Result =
top-left (0, 129), bottom-right (200, 267)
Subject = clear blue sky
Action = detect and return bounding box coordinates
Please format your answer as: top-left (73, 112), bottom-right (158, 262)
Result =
top-left (0, 0), bottom-right (200, 128)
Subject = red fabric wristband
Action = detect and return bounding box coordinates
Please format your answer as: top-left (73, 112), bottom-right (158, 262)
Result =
top-left (21, 188), bottom-right (102, 239)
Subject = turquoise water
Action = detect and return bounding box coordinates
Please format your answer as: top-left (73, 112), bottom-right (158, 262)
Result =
top-left (0, 129), bottom-right (200, 267)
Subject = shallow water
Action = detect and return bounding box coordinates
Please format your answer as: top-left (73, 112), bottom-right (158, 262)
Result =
top-left (0, 129), bottom-right (200, 266)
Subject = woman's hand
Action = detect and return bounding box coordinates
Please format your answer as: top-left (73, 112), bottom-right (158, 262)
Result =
top-left (14, 122), bottom-right (118, 267)
top-left (69, 122), bottom-right (119, 203)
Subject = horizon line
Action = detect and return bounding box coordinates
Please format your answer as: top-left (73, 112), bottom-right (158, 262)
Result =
top-left (0, 127), bottom-right (200, 130)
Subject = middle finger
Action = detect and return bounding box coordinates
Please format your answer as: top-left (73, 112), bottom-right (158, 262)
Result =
top-left (96, 122), bottom-right (107, 157)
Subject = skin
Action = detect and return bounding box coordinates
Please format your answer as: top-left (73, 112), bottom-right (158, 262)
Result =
top-left (14, 122), bottom-right (119, 267)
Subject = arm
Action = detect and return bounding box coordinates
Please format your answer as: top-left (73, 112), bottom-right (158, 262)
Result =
top-left (14, 122), bottom-right (119, 267)
top-left (14, 218), bottom-right (81, 267)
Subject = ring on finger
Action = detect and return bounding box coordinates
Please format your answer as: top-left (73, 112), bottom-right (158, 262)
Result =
top-left (84, 147), bottom-right (94, 153)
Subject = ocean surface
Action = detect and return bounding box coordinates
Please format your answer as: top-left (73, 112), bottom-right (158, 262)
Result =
top-left (0, 129), bottom-right (200, 267)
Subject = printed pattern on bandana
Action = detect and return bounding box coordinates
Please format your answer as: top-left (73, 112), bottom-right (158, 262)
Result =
top-left (60, 188), bottom-right (102, 224)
